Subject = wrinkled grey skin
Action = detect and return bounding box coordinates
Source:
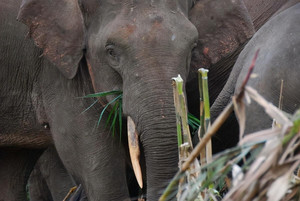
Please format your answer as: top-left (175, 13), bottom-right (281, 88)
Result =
top-left (22, 1), bottom-right (300, 200)
top-left (28, 146), bottom-right (77, 201)
top-left (211, 3), bottom-right (300, 148)
top-left (244, 0), bottom-right (290, 30)
top-left (28, 147), bottom-right (135, 201)
top-left (0, 0), bottom-right (255, 200)
top-left (186, 0), bottom-right (291, 122)
top-left (187, 0), bottom-right (295, 153)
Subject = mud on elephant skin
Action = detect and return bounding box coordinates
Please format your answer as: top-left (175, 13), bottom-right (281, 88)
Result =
top-left (211, 3), bottom-right (300, 152)
top-left (0, 0), bottom-right (255, 200)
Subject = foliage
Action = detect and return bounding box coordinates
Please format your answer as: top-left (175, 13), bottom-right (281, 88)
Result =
top-left (83, 90), bottom-right (200, 139)
top-left (82, 90), bottom-right (123, 138)
top-left (161, 52), bottom-right (300, 200)
top-left (161, 85), bottom-right (300, 201)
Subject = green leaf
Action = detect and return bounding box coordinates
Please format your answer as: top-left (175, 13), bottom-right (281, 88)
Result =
top-left (119, 99), bottom-right (123, 140)
top-left (84, 90), bottom-right (124, 139)
top-left (83, 90), bottom-right (122, 98)
top-left (110, 102), bottom-right (119, 137)
top-left (81, 99), bottom-right (98, 114)
top-left (188, 113), bottom-right (201, 135)
top-left (96, 94), bottom-right (122, 128)
top-left (106, 101), bottom-right (119, 128)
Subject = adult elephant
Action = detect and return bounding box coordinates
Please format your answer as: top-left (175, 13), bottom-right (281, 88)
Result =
top-left (186, 0), bottom-right (294, 115)
top-left (211, 3), bottom-right (300, 151)
top-left (188, 0), bottom-right (300, 153)
top-left (0, 0), bottom-right (254, 200)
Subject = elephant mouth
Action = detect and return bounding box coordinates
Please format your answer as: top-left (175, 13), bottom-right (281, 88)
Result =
top-left (127, 116), bottom-right (143, 189)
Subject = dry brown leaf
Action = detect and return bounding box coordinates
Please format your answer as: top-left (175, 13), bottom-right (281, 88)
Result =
top-left (233, 95), bottom-right (246, 140)
top-left (245, 87), bottom-right (292, 127)
top-left (239, 127), bottom-right (282, 145)
top-left (267, 161), bottom-right (300, 201)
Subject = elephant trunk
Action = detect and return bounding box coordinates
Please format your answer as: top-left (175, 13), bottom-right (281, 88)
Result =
top-left (124, 79), bottom-right (179, 200)
top-left (139, 107), bottom-right (178, 200)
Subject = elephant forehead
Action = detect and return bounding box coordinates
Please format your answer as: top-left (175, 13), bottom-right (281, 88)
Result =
top-left (103, 6), bottom-right (196, 50)
top-left (112, 24), bottom-right (137, 39)
top-left (109, 16), bottom-right (173, 46)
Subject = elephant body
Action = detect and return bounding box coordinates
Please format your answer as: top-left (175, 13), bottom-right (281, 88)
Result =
top-left (0, 0), bottom-right (131, 200)
top-left (186, 0), bottom-right (294, 119)
top-left (211, 3), bottom-right (300, 150)
top-left (28, 147), bottom-right (77, 201)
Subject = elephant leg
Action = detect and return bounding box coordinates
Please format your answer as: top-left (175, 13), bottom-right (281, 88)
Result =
top-left (28, 146), bottom-right (76, 201)
top-left (0, 148), bottom-right (43, 201)
top-left (28, 164), bottom-right (53, 201)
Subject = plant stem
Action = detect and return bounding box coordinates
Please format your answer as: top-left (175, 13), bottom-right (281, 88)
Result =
top-left (182, 102), bottom-right (233, 171)
top-left (159, 102), bottom-right (234, 201)
top-left (198, 69), bottom-right (206, 165)
top-left (199, 68), bottom-right (212, 163)
top-left (172, 77), bottom-right (183, 147)
top-left (172, 75), bottom-right (193, 148)
top-left (172, 75), bottom-right (197, 201)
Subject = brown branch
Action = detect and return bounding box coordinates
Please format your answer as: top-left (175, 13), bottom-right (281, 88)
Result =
top-left (237, 49), bottom-right (260, 100)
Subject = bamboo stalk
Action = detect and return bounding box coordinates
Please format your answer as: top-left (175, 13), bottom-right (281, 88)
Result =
top-left (172, 75), bottom-right (191, 200)
top-left (172, 77), bottom-right (183, 147)
top-left (198, 70), bottom-right (206, 165)
top-left (172, 75), bottom-right (200, 200)
top-left (160, 51), bottom-right (259, 201)
top-left (172, 75), bottom-right (193, 149)
top-left (182, 102), bottom-right (233, 172)
top-left (199, 68), bottom-right (212, 163)
top-left (159, 102), bottom-right (234, 201)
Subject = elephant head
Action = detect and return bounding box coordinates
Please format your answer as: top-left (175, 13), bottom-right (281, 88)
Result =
top-left (17, 0), bottom-right (254, 200)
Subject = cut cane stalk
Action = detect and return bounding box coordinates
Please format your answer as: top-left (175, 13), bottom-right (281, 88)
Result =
top-left (199, 68), bottom-right (212, 164)
top-left (127, 116), bottom-right (143, 189)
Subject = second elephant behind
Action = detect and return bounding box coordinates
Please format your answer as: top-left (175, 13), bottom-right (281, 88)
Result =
top-left (211, 3), bottom-right (300, 148)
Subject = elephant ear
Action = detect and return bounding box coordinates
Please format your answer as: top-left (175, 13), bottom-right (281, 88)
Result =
top-left (189, 0), bottom-right (255, 68)
top-left (17, 0), bottom-right (85, 79)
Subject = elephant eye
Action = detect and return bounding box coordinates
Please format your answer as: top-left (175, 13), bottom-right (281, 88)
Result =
top-left (107, 48), bottom-right (116, 57)
top-left (105, 44), bottom-right (120, 66)
top-left (106, 45), bottom-right (117, 58)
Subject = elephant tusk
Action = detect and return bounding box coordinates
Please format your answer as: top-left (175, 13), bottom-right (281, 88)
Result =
top-left (127, 116), bottom-right (143, 189)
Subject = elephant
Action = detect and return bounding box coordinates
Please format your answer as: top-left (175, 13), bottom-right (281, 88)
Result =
top-left (28, 146), bottom-right (138, 201)
top-left (28, 146), bottom-right (77, 201)
top-left (0, 0), bottom-right (260, 200)
top-left (186, 0), bottom-right (293, 120)
top-left (26, 0), bottom-right (299, 198)
top-left (243, 0), bottom-right (293, 30)
top-left (210, 2), bottom-right (300, 152)
top-left (185, 0), bottom-right (297, 156)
